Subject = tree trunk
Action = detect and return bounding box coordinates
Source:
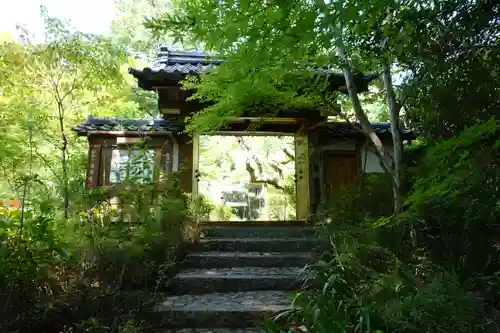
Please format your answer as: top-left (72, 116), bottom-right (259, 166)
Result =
top-left (57, 102), bottom-right (69, 219)
top-left (335, 36), bottom-right (406, 215)
top-left (382, 64), bottom-right (404, 213)
top-left (335, 39), bottom-right (395, 178)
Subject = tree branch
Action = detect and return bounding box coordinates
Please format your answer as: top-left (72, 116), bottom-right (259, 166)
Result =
top-left (334, 34), bottom-right (395, 179)
top-left (31, 142), bottom-right (63, 183)
top-left (238, 137), bottom-right (286, 191)
top-left (60, 69), bottom-right (94, 102)
top-left (245, 161), bottom-right (285, 191)
top-left (282, 147), bottom-right (295, 162)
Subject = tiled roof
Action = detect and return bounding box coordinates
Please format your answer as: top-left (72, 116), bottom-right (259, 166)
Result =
top-left (133, 47), bottom-right (378, 76)
top-left (73, 116), bottom-right (184, 136)
top-left (150, 47), bottom-right (223, 74)
top-left (73, 117), bottom-right (415, 140)
top-left (320, 122), bottom-right (415, 139)
top-left (128, 47), bottom-right (378, 91)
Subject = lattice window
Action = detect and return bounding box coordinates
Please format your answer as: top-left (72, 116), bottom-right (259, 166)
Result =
top-left (109, 149), bottom-right (155, 184)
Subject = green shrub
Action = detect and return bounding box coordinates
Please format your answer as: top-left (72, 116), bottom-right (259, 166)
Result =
top-left (0, 174), bottom-right (194, 332)
top-left (402, 118), bottom-right (500, 279)
top-left (188, 193), bottom-right (214, 221)
top-left (382, 271), bottom-right (486, 332)
top-left (75, 175), bottom-right (192, 290)
top-left (264, 166), bottom-right (495, 333)
top-left (213, 204), bottom-right (235, 221)
top-left (266, 221), bottom-right (491, 333)
top-left (317, 173), bottom-right (393, 226)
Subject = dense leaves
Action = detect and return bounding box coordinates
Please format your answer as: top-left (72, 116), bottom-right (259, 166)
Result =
top-left (402, 119), bottom-right (500, 278)
top-left (144, 0), bottom-right (500, 332)
top-left (0, 7), bottom-right (194, 333)
top-left (404, 0), bottom-right (500, 140)
top-left (111, 0), bottom-right (174, 59)
top-left (1, 0), bottom-right (500, 332)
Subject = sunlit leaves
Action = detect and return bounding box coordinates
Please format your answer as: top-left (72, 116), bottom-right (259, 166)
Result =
top-left (406, 118), bottom-right (499, 208)
top-left (0, 10), bottom-right (130, 201)
top-left (110, 0), bottom-right (175, 59)
top-left (145, 0), bottom-right (442, 132)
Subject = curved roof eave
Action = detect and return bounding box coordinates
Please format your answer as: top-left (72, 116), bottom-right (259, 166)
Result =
top-left (129, 47), bottom-right (379, 93)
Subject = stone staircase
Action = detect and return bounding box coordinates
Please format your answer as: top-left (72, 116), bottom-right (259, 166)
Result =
top-left (155, 223), bottom-right (320, 332)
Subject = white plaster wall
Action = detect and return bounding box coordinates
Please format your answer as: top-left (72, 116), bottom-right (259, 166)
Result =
top-left (361, 142), bottom-right (393, 173)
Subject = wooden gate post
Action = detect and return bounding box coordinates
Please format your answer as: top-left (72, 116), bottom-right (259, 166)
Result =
top-left (295, 134), bottom-right (310, 221)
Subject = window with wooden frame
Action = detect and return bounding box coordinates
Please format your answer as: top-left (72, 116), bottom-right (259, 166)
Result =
top-left (109, 148), bottom-right (156, 184)
top-left (85, 137), bottom-right (174, 189)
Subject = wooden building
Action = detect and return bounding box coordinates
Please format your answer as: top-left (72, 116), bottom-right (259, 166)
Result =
top-left (73, 47), bottom-right (414, 221)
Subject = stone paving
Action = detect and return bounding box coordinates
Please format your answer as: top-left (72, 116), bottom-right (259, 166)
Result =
top-left (156, 291), bottom-right (292, 312)
top-left (199, 237), bottom-right (320, 252)
top-left (156, 224), bottom-right (318, 331)
top-left (187, 252), bottom-right (312, 258)
top-left (154, 291), bottom-right (294, 328)
top-left (164, 329), bottom-right (264, 333)
top-left (165, 328), bottom-right (264, 333)
top-left (175, 266), bottom-right (303, 278)
top-left (185, 252), bottom-right (313, 269)
top-left (201, 225), bottom-right (316, 238)
top-left (169, 266), bottom-right (306, 294)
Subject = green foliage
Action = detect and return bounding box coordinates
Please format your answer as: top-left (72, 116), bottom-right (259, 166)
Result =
top-left (0, 7), bottom-right (163, 210)
top-left (0, 176), bottom-right (193, 332)
top-left (0, 12), bottom-right (196, 330)
top-left (404, 1), bottom-right (500, 140)
top-left (79, 179), bottom-right (190, 290)
top-left (407, 119), bottom-right (498, 204)
top-left (213, 204), bottom-right (235, 221)
top-left (0, 12), bottom-right (133, 215)
top-left (265, 213), bottom-right (490, 333)
top-left (110, 0), bottom-right (174, 59)
top-left (146, 0), bottom-right (476, 133)
top-left (180, 63), bottom-right (319, 133)
top-left (188, 193), bottom-right (214, 221)
top-left (317, 174), bottom-right (393, 226)
top-left (381, 271), bottom-right (483, 332)
top-left (0, 204), bottom-right (71, 304)
top-left (1, 1), bottom-right (499, 333)
top-left (266, 153), bottom-right (498, 332)
top-left (146, 0), bottom-right (394, 132)
top-left (400, 119), bottom-right (500, 278)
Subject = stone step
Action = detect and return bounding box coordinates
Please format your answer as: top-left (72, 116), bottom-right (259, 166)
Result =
top-left (200, 225), bottom-right (316, 239)
top-left (184, 252), bottom-right (314, 268)
top-left (168, 267), bottom-right (305, 294)
top-left (199, 237), bottom-right (321, 253)
top-left (163, 328), bottom-right (263, 332)
top-left (153, 291), bottom-right (292, 328)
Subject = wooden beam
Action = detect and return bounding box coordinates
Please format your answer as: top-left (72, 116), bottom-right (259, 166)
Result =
top-left (160, 108), bottom-right (181, 115)
top-left (202, 131), bottom-right (294, 136)
top-left (116, 137), bottom-right (143, 144)
top-left (88, 131), bottom-right (174, 137)
top-left (226, 117), bottom-right (302, 124)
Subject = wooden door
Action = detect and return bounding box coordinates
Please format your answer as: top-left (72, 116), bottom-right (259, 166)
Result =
top-left (323, 152), bottom-right (359, 200)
